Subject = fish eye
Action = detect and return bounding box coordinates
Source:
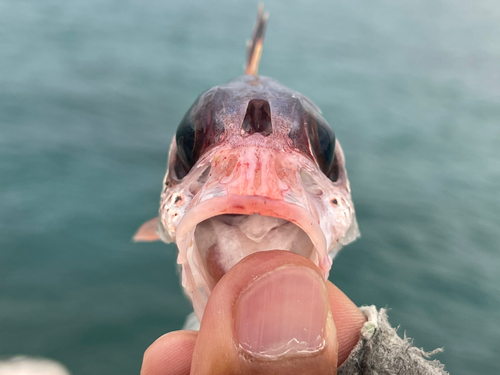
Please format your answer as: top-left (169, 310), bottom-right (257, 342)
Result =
top-left (307, 114), bottom-right (337, 180)
top-left (174, 90), bottom-right (225, 180)
top-left (175, 110), bottom-right (209, 179)
top-left (175, 113), bottom-right (198, 178)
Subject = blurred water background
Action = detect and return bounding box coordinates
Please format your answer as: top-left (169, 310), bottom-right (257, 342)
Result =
top-left (1, 0), bottom-right (499, 374)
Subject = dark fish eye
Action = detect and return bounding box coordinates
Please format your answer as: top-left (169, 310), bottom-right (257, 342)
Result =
top-left (286, 96), bottom-right (338, 182)
top-left (175, 113), bottom-right (199, 176)
top-left (173, 89), bottom-right (225, 180)
top-left (306, 113), bottom-right (336, 180)
top-left (175, 110), bottom-right (209, 179)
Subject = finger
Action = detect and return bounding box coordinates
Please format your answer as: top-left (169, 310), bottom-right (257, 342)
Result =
top-left (141, 331), bottom-right (197, 375)
top-left (191, 250), bottom-right (359, 375)
top-left (140, 251), bottom-right (366, 374)
top-left (326, 282), bottom-right (367, 365)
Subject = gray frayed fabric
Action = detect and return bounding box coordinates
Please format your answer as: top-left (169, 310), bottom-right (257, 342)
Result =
top-left (338, 306), bottom-right (448, 375)
top-left (182, 306), bottom-right (449, 374)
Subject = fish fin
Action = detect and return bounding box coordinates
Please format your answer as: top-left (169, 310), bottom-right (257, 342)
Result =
top-left (245, 3), bottom-right (269, 76)
top-left (133, 217), bottom-right (161, 242)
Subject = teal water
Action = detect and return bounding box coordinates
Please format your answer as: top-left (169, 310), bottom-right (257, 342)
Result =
top-left (1, 0), bottom-right (499, 374)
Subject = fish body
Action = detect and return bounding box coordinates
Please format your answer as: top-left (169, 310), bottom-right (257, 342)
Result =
top-left (135, 10), bottom-right (359, 320)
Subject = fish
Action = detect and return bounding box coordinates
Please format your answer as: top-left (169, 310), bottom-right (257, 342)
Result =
top-left (134, 5), bottom-right (359, 320)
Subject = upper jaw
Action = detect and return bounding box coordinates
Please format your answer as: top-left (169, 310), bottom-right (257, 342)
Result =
top-left (160, 144), bottom-right (358, 319)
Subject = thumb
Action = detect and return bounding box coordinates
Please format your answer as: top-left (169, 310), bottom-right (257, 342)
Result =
top-left (191, 250), bottom-right (339, 375)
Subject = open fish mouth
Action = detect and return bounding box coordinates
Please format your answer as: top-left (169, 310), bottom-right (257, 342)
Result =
top-left (172, 192), bottom-right (331, 319)
top-left (195, 214), bottom-right (315, 283)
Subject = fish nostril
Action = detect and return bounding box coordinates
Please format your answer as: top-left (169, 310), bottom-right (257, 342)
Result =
top-left (242, 99), bottom-right (272, 136)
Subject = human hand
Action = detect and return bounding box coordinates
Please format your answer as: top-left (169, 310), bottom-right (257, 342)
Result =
top-left (140, 251), bottom-right (366, 375)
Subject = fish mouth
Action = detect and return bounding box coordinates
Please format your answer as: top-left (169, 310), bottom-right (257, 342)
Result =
top-left (175, 195), bottom-right (328, 318)
top-left (194, 213), bottom-right (316, 284)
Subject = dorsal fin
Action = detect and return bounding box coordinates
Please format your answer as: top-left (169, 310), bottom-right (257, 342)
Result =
top-left (245, 4), bottom-right (269, 76)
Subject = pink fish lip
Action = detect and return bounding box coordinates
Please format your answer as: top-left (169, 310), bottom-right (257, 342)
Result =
top-left (176, 194), bottom-right (328, 267)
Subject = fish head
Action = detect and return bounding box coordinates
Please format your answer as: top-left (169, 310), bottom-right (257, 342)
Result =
top-left (157, 75), bottom-right (359, 319)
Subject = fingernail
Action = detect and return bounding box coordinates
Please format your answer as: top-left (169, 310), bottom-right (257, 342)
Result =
top-left (235, 266), bottom-right (328, 358)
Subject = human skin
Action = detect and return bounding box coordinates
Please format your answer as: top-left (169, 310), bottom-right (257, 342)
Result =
top-left (140, 251), bottom-right (366, 375)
